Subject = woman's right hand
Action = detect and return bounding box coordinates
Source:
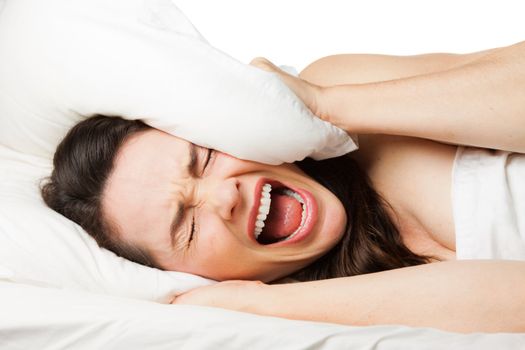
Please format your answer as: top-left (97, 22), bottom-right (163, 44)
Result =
top-left (249, 57), bottom-right (330, 121)
top-left (171, 280), bottom-right (270, 314)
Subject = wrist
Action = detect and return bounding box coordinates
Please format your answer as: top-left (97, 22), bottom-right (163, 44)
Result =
top-left (249, 282), bottom-right (280, 316)
top-left (253, 281), bottom-right (307, 320)
top-left (324, 82), bottom-right (409, 136)
top-left (221, 280), bottom-right (272, 315)
top-left (314, 85), bottom-right (332, 122)
top-left (322, 84), bottom-right (363, 133)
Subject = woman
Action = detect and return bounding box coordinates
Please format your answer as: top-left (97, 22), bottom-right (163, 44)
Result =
top-left (41, 41), bottom-right (525, 333)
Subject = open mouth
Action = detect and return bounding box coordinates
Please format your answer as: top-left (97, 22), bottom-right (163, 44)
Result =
top-left (249, 178), bottom-right (315, 245)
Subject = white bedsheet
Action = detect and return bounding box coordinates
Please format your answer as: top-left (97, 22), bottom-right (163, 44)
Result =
top-left (0, 281), bottom-right (523, 350)
top-left (453, 147), bottom-right (525, 260)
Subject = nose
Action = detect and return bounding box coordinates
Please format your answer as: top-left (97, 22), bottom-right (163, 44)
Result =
top-left (201, 177), bottom-right (240, 220)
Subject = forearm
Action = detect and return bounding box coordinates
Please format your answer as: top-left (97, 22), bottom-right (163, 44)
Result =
top-left (323, 41), bottom-right (525, 152)
top-left (300, 48), bottom-right (500, 86)
top-left (259, 260), bottom-right (525, 333)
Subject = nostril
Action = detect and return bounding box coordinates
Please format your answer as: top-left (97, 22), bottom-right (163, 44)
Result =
top-left (219, 178), bottom-right (240, 220)
top-left (231, 179), bottom-right (241, 218)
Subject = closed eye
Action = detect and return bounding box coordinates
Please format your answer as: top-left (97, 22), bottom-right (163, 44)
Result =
top-left (188, 213), bottom-right (196, 246)
top-left (188, 148), bottom-right (215, 246)
top-left (202, 148), bottom-right (214, 175)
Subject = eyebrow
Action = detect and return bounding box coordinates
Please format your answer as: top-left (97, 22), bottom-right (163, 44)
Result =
top-left (169, 143), bottom-right (199, 246)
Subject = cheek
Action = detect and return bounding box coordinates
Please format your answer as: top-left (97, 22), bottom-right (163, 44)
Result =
top-left (331, 200), bottom-right (347, 237)
top-left (197, 214), bottom-right (240, 251)
top-left (320, 191), bottom-right (348, 242)
top-left (330, 200), bottom-right (348, 245)
top-left (190, 214), bottom-right (256, 280)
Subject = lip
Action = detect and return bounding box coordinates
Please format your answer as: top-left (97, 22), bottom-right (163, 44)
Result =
top-left (247, 177), bottom-right (318, 246)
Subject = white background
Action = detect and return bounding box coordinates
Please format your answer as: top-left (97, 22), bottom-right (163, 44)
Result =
top-left (172, 0), bottom-right (524, 71)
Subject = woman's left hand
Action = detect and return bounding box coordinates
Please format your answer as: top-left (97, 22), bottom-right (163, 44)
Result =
top-left (171, 280), bottom-right (269, 314)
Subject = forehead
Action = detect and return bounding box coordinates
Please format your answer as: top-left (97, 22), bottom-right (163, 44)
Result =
top-left (111, 129), bottom-right (190, 179)
top-left (102, 129), bottom-right (191, 241)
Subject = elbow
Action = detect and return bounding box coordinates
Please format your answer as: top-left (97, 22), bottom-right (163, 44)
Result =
top-left (299, 55), bottom-right (334, 85)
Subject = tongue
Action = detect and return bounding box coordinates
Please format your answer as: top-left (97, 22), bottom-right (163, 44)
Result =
top-left (261, 193), bottom-right (303, 242)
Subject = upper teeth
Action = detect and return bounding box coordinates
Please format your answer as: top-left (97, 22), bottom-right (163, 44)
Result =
top-left (253, 184), bottom-right (306, 240)
top-left (254, 184), bottom-right (272, 238)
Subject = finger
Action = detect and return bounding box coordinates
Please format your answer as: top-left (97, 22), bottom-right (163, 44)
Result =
top-left (169, 290), bottom-right (194, 304)
top-left (169, 294), bottom-right (179, 304)
top-left (249, 57), bottom-right (271, 66)
top-left (249, 57), bottom-right (279, 73)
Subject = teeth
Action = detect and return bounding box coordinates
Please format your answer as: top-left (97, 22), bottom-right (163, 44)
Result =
top-left (253, 184), bottom-right (308, 241)
top-left (254, 184), bottom-right (272, 239)
top-left (259, 186), bottom-right (271, 216)
top-left (282, 189), bottom-right (304, 204)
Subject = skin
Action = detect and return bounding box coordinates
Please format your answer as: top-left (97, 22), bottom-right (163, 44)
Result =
top-left (102, 129), bottom-right (347, 282)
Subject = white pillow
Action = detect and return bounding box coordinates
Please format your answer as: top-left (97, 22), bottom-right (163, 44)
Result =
top-left (0, 0), bottom-right (357, 165)
top-left (0, 145), bottom-right (213, 301)
top-left (0, 0), bottom-right (356, 301)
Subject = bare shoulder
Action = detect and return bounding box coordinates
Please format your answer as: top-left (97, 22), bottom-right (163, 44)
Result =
top-left (351, 134), bottom-right (458, 256)
top-left (299, 53), bottom-right (469, 258)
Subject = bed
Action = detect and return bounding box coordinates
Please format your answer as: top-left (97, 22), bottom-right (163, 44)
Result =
top-left (1, 0), bottom-right (524, 348)
top-left (2, 280), bottom-right (524, 350)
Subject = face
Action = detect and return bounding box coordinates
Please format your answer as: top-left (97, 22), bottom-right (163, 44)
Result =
top-left (103, 129), bottom-right (347, 282)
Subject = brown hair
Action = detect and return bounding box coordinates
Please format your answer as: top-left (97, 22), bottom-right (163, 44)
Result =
top-left (40, 115), bottom-right (156, 267)
top-left (291, 156), bottom-right (434, 281)
top-left (41, 115), bottom-right (433, 279)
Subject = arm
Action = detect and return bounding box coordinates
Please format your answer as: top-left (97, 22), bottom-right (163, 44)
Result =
top-left (253, 50), bottom-right (492, 111)
top-left (265, 260), bottom-right (525, 333)
top-left (320, 41), bottom-right (525, 152)
top-left (252, 42), bottom-right (524, 152)
top-left (299, 48), bottom-right (500, 86)
top-left (174, 260), bottom-right (525, 333)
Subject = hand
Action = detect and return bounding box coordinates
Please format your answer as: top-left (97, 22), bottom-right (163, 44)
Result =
top-left (249, 57), bottom-right (328, 120)
top-left (171, 280), bottom-right (269, 314)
